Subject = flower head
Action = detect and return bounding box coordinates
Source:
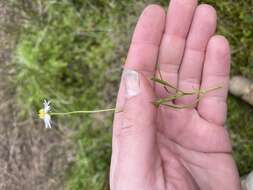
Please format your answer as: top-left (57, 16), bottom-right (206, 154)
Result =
top-left (38, 100), bottom-right (52, 128)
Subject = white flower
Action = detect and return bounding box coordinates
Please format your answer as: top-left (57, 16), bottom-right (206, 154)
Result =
top-left (38, 100), bottom-right (52, 128)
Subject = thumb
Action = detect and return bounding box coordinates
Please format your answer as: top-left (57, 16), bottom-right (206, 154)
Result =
top-left (112, 69), bottom-right (159, 189)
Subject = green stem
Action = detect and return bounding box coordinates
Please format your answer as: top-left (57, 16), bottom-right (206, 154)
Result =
top-left (157, 66), bottom-right (171, 94)
top-left (200, 86), bottom-right (222, 94)
top-left (161, 96), bottom-right (203, 109)
top-left (154, 86), bottom-right (222, 108)
top-left (151, 77), bottom-right (183, 93)
top-left (50, 108), bottom-right (116, 116)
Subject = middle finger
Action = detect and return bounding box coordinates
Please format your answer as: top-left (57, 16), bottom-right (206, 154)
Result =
top-left (156, 0), bottom-right (197, 98)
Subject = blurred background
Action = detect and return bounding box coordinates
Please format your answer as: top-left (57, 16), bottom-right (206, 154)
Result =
top-left (0, 0), bottom-right (252, 189)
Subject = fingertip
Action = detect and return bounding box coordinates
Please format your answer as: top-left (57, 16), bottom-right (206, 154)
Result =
top-left (196, 4), bottom-right (217, 25)
top-left (143, 4), bottom-right (165, 17)
top-left (198, 4), bottom-right (216, 15)
top-left (140, 4), bottom-right (166, 28)
top-left (210, 35), bottom-right (230, 47)
top-left (208, 35), bottom-right (230, 55)
top-left (132, 4), bottom-right (165, 45)
top-left (207, 35), bottom-right (231, 69)
top-left (173, 0), bottom-right (198, 7)
top-left (166, 0), bottom-right (197, 37)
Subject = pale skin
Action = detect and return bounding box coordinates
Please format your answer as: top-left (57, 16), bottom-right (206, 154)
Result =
top-left (110, 0), bottom-right (241, 190)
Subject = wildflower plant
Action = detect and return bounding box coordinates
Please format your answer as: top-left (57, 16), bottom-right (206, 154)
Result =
top-left (38, 71), bottom-right (221, 128)
top-left (38, 100), bottom-right (116, 128)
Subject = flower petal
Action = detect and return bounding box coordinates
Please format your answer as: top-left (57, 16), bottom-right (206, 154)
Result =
top-left (43, 100), bottom-right (51, 113)
top-left (44, 114), bottom-right (52, 128)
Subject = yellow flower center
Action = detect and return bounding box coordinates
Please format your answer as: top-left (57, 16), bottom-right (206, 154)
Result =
top-left (39, 109), bottom-right (45, 119)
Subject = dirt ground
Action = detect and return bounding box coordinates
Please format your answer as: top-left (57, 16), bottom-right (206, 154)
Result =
top-left (0, 2), bottom-right (74, 190)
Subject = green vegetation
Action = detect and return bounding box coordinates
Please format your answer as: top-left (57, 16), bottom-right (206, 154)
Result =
top-left (10, 0), bottom-right (253, 189)
top-left (11, 1), bottom-right (138, 189)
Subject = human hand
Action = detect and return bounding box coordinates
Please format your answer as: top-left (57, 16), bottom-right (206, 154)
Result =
top-left (110, 1), bottom-right (241, 190)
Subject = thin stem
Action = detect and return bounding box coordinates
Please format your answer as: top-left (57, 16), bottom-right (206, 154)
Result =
top-left (200, 86), bottom-right (222, 94)
top-left (153, 93), bottom-right (185, 106)
top-left (151, 77), bottom-right (184, 93)
top-left (50, 108), bottom-right (116, 116)
top-left (157, 65), bottom-right (171, 94)
top-left (177, 85), bottom-right (222, 96)
top-left (154, 86), bottom-right (222, 108)
top-left (161, 96), bottom-right (203, 109)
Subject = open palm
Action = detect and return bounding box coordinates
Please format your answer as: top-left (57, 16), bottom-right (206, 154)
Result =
top-left (110, 1), bottom-right (240, 190)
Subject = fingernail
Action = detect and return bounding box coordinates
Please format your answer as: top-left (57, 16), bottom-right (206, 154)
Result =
top-left (124, 69), bottom-right (140, 98)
